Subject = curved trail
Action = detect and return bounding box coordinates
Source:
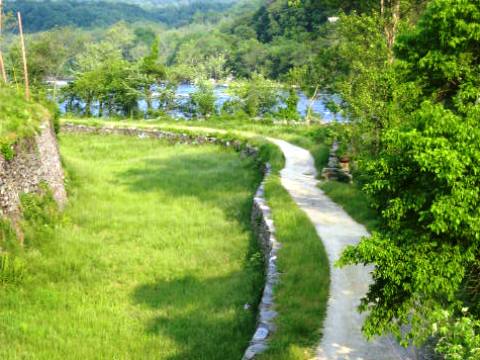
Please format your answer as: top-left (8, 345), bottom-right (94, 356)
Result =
top-left (268, 138), bottom-right (413, 360)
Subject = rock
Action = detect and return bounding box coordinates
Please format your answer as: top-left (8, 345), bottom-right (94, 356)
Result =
top-left (253, 326), bottom-right (269, 341)
top-left (243, 343), bottom-right (268, 360)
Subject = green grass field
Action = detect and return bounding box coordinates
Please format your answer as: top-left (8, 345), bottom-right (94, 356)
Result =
top-left (58, 118), bottom-right (332, 359)
top-left (0, 134), bottom-right (264, 359)
top-left (62, 117), bottom-right (332, 171)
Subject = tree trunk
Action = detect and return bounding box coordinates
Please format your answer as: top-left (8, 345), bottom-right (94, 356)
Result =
top-left (306, 85), bottom-right (319, 125)
top-left (383, 0), bottom-right (401, 64)
top-left (146, 88), bottom-right (152, 112)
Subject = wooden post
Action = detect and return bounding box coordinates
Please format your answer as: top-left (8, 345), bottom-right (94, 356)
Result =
top-left (0, 0), bottom-right (7, 84)
top-left (17, 12), bottom-right (30, 99)
top-left (0, 53), bottom-right (6, 83)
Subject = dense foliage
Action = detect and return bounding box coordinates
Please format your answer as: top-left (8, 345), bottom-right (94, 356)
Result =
top-left (3, 0), bottom-right (234, 32)
top-left (326, 1), bottom-right (480, 358)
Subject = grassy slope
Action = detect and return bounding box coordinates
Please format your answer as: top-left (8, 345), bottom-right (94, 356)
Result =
top-left (61, 119), bottom-right (331, 359)
top-left (0, 134), bottom-right (263, 359)
top-left (0, 87), bottom-right (48, 148)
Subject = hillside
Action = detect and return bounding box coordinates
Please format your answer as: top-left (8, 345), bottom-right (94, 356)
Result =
top-left (3, 0), bottom-right (237, 31)
top-left (6, 0), bottom-right (237, 7)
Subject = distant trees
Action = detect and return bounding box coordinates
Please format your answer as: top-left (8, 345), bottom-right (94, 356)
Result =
top-left (168, 31), bottom-right (231, 80)
top-left (5, 28), bottom-right (88, 86)
top-left (139, 39), bottom-right (166, 113)
top-left (63, 35), bottom-right (166, 118)
top-left (226, 74), bottom-right (281, 117)
top-left (3, 0), bottom-right (234, 32)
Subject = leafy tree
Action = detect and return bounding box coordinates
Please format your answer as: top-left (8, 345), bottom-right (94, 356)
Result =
top-left (227, 73), bottom-right (280, 117)
top-left (75, 41), bottom-right (123, 73)
top-left (138, 38), bottom-right (166, 112)
top-left (277, 88), bottom-right (299, 120)
top-left (338, 1), bottom-right (480, 357)
top-left (170, 31), bottom-right (231, 80)
top-left (64, 58), bottom-right (142, 117)
top-left (395, 0), bottom-right (480, 113)
top-left (189, 78), bottom-right (216, 118)
top-left (5, 28), bottom-right (88, 86)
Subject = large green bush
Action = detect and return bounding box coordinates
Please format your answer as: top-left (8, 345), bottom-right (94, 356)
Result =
top-left (338, 1), bottom-right (480, 357)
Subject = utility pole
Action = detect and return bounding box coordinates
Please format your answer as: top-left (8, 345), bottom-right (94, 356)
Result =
top-left (0, 0), bottom-right (7, 84)
top-left (17, 12), bottom-right (29, 99)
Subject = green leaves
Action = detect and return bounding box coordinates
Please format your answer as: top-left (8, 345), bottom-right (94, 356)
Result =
top-left (336, 1), bottom-right (480, 355)
top-left (189, 79), bottom-right (216, 118)
top-left (395, 0), bottom-right (480, 111)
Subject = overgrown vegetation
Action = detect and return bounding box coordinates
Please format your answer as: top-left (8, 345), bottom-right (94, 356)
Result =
top-left (58, 119), bottom-right (331, 359)
top-left (302, 1), bottom-right (480, 357)
top-left (0, 86), bottom-right (48, 159)
top-left (0, 184), bottom-right (59, 287)
top-left (0, 253), bottom-right (24, 286)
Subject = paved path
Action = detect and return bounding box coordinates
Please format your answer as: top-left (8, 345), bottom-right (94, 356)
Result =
top-left (268, 138), bottom-right (415, 360)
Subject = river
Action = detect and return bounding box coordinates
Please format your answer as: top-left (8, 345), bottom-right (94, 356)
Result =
top-left (57, 83), bottom-right (342, 121)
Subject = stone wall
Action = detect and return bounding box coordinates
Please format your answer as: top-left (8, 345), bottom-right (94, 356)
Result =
top-left (0, 120), bottom-right (67, 228)
top-left (61, 123), bottom-right (256, 152)
top-left (62, 123), bottom-right (280, 359)
top-left (243, 163), bottom-right (280, 359)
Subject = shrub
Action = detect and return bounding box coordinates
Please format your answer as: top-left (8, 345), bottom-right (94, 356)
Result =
top-left (189, 79), bottom-right (216, 118)
top-left (228, 73), bottom-right (281, 117)
top-left (276, 88), bottom-right (299, 120)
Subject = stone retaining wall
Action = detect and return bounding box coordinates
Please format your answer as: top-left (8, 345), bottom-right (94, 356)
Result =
top-left (244, 163), bottom-right (280, 359)
top-left (62, 123), bottom-right (280, 359)
top-left (0, 121), bottom-right (66, 230)
top-left (61, 123), bottom-right (257, 154)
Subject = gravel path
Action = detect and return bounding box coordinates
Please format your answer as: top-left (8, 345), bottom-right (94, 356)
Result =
top-left (268, 138), bottom-right (415, 360)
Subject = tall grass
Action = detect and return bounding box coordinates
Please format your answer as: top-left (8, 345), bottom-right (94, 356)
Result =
top-left (0, 134), bottom-right (264, 359)
top-left (0, 87), bottom-right (49, 158)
